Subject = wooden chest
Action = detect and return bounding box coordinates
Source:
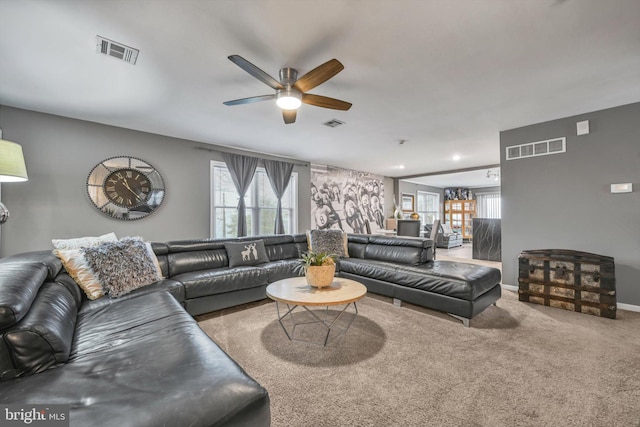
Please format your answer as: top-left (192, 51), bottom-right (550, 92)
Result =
top-left (518, 249), bottom-right (616, 319)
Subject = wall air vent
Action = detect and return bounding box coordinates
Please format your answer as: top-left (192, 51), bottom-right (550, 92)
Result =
top-left (506, 137), bottom-right (566, 160)
top-left (323, 119), bottom-right (345, 128)
top-left (96, 36), bottom-right (139, 65)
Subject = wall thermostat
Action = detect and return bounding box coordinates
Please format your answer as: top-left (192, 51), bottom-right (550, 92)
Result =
top-left (576, 120), bottom-right (590, 135)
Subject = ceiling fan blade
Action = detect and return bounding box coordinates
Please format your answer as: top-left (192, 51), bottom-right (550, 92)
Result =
top-left (293, 59), bottom-right (344, 93)
top-left (282, 109), bottom-right (296, 124)
top-left (228, 55), bottom-right (284, 90)
top-left (302, 94), bottom-right (352, 111)
top-left (223, 94), bottom-right (276, 106)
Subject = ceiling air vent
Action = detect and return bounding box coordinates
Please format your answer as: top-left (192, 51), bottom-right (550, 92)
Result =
top-left (506, 137), bottom-right (566, 160)
top-left (96, 36), bottom-right (139, 65)
top-left (323, 119), bottom-right (345, 128)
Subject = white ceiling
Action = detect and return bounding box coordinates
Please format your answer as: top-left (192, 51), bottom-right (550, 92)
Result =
top-left (0, 0), bottom-right (638, 178)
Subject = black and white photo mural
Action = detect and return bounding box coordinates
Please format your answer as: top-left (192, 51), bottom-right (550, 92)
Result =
top-left (310, 164), bottom-right (385, 233)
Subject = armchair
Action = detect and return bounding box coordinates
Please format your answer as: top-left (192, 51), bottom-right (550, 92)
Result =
top-left (424, 222), bottom-right (463, 249)
top-left (437, 223), bottom-right (463, 248)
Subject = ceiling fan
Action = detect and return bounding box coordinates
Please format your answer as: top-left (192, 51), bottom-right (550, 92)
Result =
top-left (223, 55), bottom-right (352, 124)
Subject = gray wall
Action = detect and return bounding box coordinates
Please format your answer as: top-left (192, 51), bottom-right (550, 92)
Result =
top-left (399, 181), bottom-right (444, 198)
top-left (382, 176), bottom-right (395, 220)
top-left (399, 183), bottom-right (501, 219)
top-left (0, 106), bottom-right (311, 256)
top-left (500, 102), bottom-right (640, 306)
top-left (398, 181), bottom-right (444, 219)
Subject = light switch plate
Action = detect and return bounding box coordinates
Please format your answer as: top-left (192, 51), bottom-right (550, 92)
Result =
top-left (576, 120), bottom-right (589, 135)
top-left (611, 183), bottom-right (632, 193)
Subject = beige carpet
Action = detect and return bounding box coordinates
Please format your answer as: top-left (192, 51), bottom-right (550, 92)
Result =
top-left (197, 290), bottom-right (640, 427)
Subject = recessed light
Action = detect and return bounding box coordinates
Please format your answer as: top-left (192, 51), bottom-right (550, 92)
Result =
top-left (395, 165), bottom-right (405, 169)
top-left (452, 154), bottom-right (461, 161)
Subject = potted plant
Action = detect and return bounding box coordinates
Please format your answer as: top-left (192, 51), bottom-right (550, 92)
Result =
top-left (300, 251), bottom-right (337, 288)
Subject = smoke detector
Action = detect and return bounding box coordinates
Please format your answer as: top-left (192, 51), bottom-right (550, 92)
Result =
top-left (96, 36), bottom-right (139, 64)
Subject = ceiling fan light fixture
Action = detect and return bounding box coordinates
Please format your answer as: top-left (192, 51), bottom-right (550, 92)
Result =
top-left (276, 89), bottom-right (302, 110)
top-left (487, 169), bottom-right (500, 181)
top-left (224, 56), bottom-right (350, 123)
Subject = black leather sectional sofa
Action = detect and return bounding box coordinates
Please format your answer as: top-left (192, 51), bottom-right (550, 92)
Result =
top-left (342, 234), bottom-right (500, 324)
top-left (0, 233), bottom-right (501, 426)
top-left (0, 250), bottom-right (271, 427)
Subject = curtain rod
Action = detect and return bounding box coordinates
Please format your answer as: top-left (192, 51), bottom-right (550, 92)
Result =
top-left (193, 146), bottom-right (308, 167)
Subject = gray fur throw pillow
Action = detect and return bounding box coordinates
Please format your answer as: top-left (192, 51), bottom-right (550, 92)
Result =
top-left (82, 237), bottom-right (161, 298)
top-left (307, 229), bottom-right (349, 257)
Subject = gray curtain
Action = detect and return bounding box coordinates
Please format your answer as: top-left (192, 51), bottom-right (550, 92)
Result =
top-left (264, 159), bottom-right (294, 234)
top-left (222, 153), bottom-right (259, 236)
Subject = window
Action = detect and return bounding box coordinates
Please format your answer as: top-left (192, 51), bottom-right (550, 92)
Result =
top-left (476, 192), bottom-right (501, 218)
top-left (211, 161), bottom-right (297, 237)
top-left (416, 191), bottom-right (440, 224)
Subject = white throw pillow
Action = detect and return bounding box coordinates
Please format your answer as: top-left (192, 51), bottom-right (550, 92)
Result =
top-left (52, 232), bottom-right (117, 250)
top-left (53, 248), bottom-right (105, 300)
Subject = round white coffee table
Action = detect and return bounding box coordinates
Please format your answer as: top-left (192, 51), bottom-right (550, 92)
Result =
top-left (266, 276), bottom-right (367, 346)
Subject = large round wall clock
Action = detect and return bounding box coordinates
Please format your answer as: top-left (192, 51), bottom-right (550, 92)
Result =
top-left (86, 156), bottom-right (165, 220)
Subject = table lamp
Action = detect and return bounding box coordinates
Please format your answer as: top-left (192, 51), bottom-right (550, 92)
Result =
top-left (0, 137), bottom-right (29, 224)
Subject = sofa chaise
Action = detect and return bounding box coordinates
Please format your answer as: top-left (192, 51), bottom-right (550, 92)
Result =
top-left (340, 234), bottom-right (500, 326)
top-left (0, 232), bottom-right (501, 426)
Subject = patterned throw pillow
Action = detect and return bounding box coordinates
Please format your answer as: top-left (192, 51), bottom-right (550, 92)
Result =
top-left (307, 229), bottom-right (349, 257)
top-left (224, 240), bottom-right (270, 268)
top-left (82, 237), bottom-right (162, 298)
top-left (442, 223), bottom-right (454, 235)
top-left (53, 248), bottom-right (105, 300)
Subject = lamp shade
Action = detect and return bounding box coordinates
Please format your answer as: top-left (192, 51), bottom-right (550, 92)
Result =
top-left (0, 139), bottom-right (28, 182)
